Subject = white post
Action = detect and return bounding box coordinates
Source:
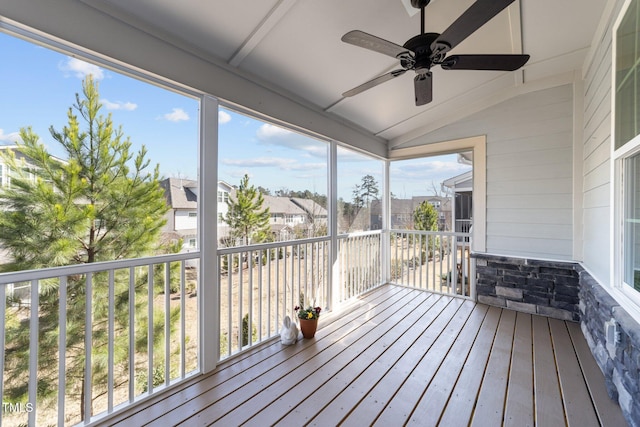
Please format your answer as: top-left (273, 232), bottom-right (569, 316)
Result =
top-left (328, 142), bottom-right (338, 311)
top-left (199, 95), bottom-right (219, 372)
top-left (381, 160), bottom-right (391, 283)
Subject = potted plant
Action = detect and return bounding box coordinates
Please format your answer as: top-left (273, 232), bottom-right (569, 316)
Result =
top-left (295, 305), bottom-right (321, 338)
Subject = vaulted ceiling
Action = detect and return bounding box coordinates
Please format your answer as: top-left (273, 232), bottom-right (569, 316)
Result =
top-left (73, 0), bottom-right (605, 152)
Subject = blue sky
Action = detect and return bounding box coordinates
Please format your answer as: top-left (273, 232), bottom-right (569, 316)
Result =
top-left (0, 31), bottom-right (471, 201)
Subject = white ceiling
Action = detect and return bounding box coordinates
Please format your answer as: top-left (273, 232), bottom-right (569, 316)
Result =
top-left (82, 0), bottom-right (607, 150)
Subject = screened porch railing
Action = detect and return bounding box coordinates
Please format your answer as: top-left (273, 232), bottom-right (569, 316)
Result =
top-left (0, 252), bottom-right (199, 426)
top-left (217, 231), bottom-right (385, 359)
top-left (389, 229), bottom-right (473, 298)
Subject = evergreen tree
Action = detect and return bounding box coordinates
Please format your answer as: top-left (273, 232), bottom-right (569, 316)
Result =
top-left (0, 76), bottom-right (171, 421)
top-left (224, 174), bottom-right (270, 245)
top-left (359, 174), bottom-right (379, 206)
top-left (413, 200), bottom-right (438, 231)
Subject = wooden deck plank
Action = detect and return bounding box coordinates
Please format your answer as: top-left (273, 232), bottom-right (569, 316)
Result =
top-left (407, 303), bottom-right (490, 425)
top-left (566, 322), bottom-right (628, 427)
top-left (504, 312), bottom-right (534, 427)
top-left (372, 299), bottom-right (476, 426)
top-left (94, 285), bottom-right (626, 427)
top-left (134, 285), bottom-right (405, 427)
top-left (203, 289), bottom-right (430, 426)
top-left (307, 294), bottom-right (453, 426)
top-left (549, 319), bottom-right (600, 426)
top-left (436, 305), bottom-right (502, 426)
top-left (338, 297), bottom-right (468, 426)
top-left (471, 309), bottom-right (517, 426)
top-left (277, 293), bottom-right (444, 426)
top-left (243, 292), bottom-right (439, 426)
top-left (533, 315), bottom-right (566, 426)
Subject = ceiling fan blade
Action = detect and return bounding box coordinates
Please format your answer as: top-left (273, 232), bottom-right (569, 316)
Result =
top-left (441, 54), bottom-right (530, 71)
top-left (414, 72), bottom-right (432, 106)
top-left (342, 30), bottom-right (410, 59)
top-left (431, 0), bottom-right (516, 57)
top-left (342, 69), bottom-right (407, 97)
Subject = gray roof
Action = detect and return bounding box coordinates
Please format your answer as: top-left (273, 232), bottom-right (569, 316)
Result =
top-left (291, 197), bottom-right (327, 217)
top-left (160, 177), bottom-right (198, 209)
top-left (262, 195), bottom-right (306, 215)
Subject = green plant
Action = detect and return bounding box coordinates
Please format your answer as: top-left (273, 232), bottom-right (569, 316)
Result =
top-left (295, 305), bottom-right (321, 320)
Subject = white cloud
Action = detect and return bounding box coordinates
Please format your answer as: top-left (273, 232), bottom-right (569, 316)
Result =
top-left (222, 157), bottom-right (327, 172)
top-left (256, 123), bottom-right (293, 140)
top-left (219, 110), bottom-right (231, 124)
top-left (101, 99), bottom-right (138, 111)
top-left (161, 108), bottom-right (190, 122)
top-left (222, 157), bottom-right (297, 169)
top-left (0, 129), bottom-right (21, 143)
top-left (256, 123), bottom-right (327, 158)
top-left (59, 57), bottom-right (105, 80)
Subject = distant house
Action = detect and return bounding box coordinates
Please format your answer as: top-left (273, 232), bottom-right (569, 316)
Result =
top-left (161, 178), bottom-right (328, 247)
top-left (442, 170), bottom-right (473, 234)
top-left (263, 195), bottom-right (327, 240)
top-left (160, 177), bottom-right (198, 251)
top-left (370, 196), bottom-right (451, 231)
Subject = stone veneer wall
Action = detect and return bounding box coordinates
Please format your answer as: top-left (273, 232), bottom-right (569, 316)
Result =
top-left (580, 271), bottom-right (640, 426)
top-left (473, 254), bottom-right (580, 321)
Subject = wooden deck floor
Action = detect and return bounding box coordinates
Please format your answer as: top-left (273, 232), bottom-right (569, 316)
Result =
top-left (102, 285), bottom-right (627, 426)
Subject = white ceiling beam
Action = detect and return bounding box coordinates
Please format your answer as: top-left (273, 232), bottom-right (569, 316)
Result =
top-left (228, 0), bottom-right (298, 67)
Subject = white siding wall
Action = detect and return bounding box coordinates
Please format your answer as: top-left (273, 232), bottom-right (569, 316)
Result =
top-left (175, 210), bottom-right (197, 231)
top-left (581, 0), bottom-right (623, 285)
top-left (398, 85), bottom-right (575, 260)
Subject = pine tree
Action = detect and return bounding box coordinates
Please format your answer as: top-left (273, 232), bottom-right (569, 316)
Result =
top-left (0, 76), bottom-right (172, 421)
top-left (224, 174), bottom-right (270, 246)
top-left (413, 200), bottom-right (438, 231)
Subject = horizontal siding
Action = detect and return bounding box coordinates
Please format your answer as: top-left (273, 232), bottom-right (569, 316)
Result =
top-left (581, 0), bottom-right (622, 283)
top-left (485, 86), bottom-right (573, 259)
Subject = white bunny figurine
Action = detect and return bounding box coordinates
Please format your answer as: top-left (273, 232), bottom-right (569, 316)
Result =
top-left (280, 315), bottom-right (298, 345)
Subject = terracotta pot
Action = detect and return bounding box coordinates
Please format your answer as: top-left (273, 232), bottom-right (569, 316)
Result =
top-left (299, 318), bottom-right (318, 339)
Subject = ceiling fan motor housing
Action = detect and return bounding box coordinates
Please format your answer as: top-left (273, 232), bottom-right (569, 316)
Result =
top-left (410, 0), bottom-right (431, 9)
top-left (403, 33), bottom-right (440, 71)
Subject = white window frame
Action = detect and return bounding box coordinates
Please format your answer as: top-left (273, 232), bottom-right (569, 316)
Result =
top-left (612, 0), bottom-right (640, 313)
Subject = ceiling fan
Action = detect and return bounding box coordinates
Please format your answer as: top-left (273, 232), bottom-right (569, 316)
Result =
top-left (341, 0), bottom-right (530, 106)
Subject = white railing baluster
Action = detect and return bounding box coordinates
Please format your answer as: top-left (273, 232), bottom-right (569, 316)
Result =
top-left (164, 262), bottom-right (170, 386)
top-left (266, 248), bottom-right (271, 337)
top-left (226, 254), bottom-right (232, 358)
top-left (180, 260), bottom-right (186, 378)
top-left (108, 269), bottom-right (115, 412)
top-left (274, 250), bottom-right (279, 337)
top-left (84, 273), bottom-right (92, 423)
top-left (247, 251), bottom-right (252, 347)
top-left (258, 250), bottom-right (263, 341)
top-left (147, 264), bottom-right (154, 395)
top-left (0, 285), bottom-right (5, 427)
top-left (128, 267), bottom-right (135, 403)
top-left (28, 279), bottom-right (39, 427)
top-left (238, 253), bottom-right (243, 352)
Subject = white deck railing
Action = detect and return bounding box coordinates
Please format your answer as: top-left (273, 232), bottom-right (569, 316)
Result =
top-left (0, 230), bottom-right (469, 425)
top-left (0, 252), bottom-right (199, 426)
top-left (390, 230), bottom-right (473, 298)
top-left (217, 237), bottom-right (330, 359)
top-left (337, 231), bottom-right (383, 302)
top-left (217, 231), bottom-right (384, 359)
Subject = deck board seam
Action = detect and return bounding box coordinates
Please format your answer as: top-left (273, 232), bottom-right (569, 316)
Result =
top-left (194, 289), bottom-right (430, 425)
top-left (141, 286), bottom-right (412, 426)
